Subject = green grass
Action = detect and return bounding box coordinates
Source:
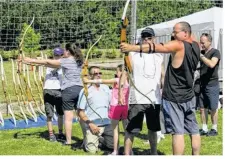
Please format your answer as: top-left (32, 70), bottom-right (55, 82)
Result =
top-left (0, 109), bottom-right (223, 155)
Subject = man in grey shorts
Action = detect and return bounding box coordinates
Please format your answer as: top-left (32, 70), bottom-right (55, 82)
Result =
top-left (120, 22), bottom-right (201, 155)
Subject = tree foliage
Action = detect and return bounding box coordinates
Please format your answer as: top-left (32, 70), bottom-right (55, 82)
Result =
top-left (17, 23), bottom-right (41, 56)
top-left (0, 0), bottom-right (220, 50)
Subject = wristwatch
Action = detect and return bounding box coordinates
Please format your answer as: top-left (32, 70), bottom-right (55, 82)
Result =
top-left (85, 120), bottom-right (92, 125)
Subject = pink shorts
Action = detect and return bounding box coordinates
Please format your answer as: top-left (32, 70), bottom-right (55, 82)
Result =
top-left (108, 105), bottom-right (128, 120)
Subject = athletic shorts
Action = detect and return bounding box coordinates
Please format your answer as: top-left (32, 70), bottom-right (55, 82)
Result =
top-left (108, 105), bottom-right (128, 120)
top-left (126, 104), bottom-right (161, 134)
top-left (62, 85), bottom-right (83, 111)
top-left (44, 89), bottom-right (63, 117)
top-left (161, 97), bottom-right (199, 135)
top-left (199, 84), bottom-right (219, 111)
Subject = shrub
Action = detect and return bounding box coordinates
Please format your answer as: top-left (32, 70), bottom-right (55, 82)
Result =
top-left (105, 49), bottom-right (117, 59)
top-left (92, 49), bottom-right (103, 58)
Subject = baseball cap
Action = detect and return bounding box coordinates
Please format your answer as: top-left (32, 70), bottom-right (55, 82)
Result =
top-left (53, 47), bottom-right (64, 56)
top-left (141, 27), bottom-right (155, 38)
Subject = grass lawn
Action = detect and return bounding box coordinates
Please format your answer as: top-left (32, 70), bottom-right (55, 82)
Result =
top-left (0, 109), bottom-right (223, 155)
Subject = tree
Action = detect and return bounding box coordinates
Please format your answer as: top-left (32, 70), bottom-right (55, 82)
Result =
top-left (17, 23), bottom-right (41, 57)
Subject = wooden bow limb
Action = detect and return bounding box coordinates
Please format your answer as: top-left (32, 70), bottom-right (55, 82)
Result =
top-left (0, 111), bottom-right (4, 126)
top-left (26, 64), bottom-right (46, 117)
top-left (121, 0), bottom-right (132, 73)
top-left (18, 61), bottom-right (38, 122)
top-left (81, 35), bottom-right (103, 121)
top-left (38, 51), bottom-right (45, 90)
top-left (12, 59), bottom-right (28, 125)
top-left (16, 69), bottom-right (36, 123)
top-left (33, 65), bottom-right (45, 114)
top-left (0, 55), bottom-right (17, 127)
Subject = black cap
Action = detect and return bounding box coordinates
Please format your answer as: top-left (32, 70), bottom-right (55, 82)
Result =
top-left (141, 27), bottom-right (155, 38)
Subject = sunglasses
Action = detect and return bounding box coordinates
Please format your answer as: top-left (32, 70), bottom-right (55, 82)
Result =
top-left (91, 72), bottom-right (102, 76)
top-left (141, 37), bottom-right (152, 40)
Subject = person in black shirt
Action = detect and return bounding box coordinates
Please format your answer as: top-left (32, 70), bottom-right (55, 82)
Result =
top-left (120, 21), bottom-right (201, 155)
top-left (199, 33), bottom-right (221, 136)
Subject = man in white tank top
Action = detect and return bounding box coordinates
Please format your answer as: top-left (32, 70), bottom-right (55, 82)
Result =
top-left (124, 28), bottom-right (165, 155)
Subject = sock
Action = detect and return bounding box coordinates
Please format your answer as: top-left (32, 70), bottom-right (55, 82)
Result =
top-left (212, 124), bottom-right (217, 131)
top-left (202, 124), bottom-right (208, 132)
top-left (49, 130), bottom-right (54, 136)
top-left (59, 129), bottom-right (63, 134)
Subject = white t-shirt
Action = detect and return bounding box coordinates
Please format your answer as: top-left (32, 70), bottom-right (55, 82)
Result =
top-left (43, 67), bottom-right (62, 90)
top-left (129, 52), bottom-right (164, 104)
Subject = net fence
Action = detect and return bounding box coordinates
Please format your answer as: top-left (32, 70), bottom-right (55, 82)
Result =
top-left (0, 0), bottom-right (223, 116)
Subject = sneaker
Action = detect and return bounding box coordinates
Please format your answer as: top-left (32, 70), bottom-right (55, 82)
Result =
top-left (108, 151), bottom-right (118, 155)
top-left (58, 133), bottom-right (66, 141)
top-left (207, 129), bottom-right (218, 136)
top-left (130, 150), bottom-right (134, 155)
top-left (62, 141), bottom-right (72, 146)
top-left (49, 135), bottom-right (57, 142)
top-left (199, 129), bottom-right (208, 136)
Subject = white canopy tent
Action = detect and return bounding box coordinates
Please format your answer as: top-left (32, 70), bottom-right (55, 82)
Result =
top-left (136, 7), bottom-right (223, 49)
top-left (136, 7), bottom-right (223, 90)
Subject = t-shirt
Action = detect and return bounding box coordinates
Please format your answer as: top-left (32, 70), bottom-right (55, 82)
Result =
top-left (43, 67), bottom-right (62, 90)
top-left (77, 84), bottom-right (111, 126)
top-left (110, 78), bottom-right (129, 106)
top-left (129, 52), bottom-right (164, 104)
top-left (200, 48), bottom-right (221, 86)
top-left (59, 57), bottom-right (83, 90)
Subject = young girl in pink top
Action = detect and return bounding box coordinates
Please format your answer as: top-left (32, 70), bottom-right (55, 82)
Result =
top-left (108, 64), bottom-right (129, 155)
top-left (84, 64), bottom-right (129, 155)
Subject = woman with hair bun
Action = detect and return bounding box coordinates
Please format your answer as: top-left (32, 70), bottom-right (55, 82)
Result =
top-left (22, 43), bottom-right (83, 147)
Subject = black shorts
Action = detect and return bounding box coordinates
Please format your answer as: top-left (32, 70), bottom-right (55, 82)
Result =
top-left (199, 84), bottom-right (219, 111)
top-left (44, 89), bottom-right (63, 118)
top-left (126, 104), bottom-right (161, 134)
top-left (62, 85), bottom-right (83, 111)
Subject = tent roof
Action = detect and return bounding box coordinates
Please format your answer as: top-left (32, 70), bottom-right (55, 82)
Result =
top-left (137, 7), bottom-right (223, 37)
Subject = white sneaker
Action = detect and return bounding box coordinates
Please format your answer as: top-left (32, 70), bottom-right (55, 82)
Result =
top-left (157, 131), bottom-right (165, 143)
top-left (108, 151), bottom-right (118, 155)
top-left (130, 150), bottom-right (134, 155)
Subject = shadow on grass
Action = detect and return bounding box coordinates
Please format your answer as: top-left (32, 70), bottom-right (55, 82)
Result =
top-left (13, 130), bottom-right (94, 152)
top-left (119, 132), bottom-right (149, 140)
top-left (108, 146), bottom-right (165, 155)
top-left (13, 131), bottom-right (47, 140)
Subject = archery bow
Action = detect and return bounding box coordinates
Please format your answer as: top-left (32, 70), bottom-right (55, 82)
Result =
top-left (81, 35), bottom-right (103, 121)
top-left (120, 0), bottom-right (155, 108)
top-left (0, 55), bottom-right (17, 126)
top-left (16, 61), bottom-right (37, 123)
top-left (12, 59), bottom-right (28, 125)
top-left (17, 16), bottom-right (38, 122)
